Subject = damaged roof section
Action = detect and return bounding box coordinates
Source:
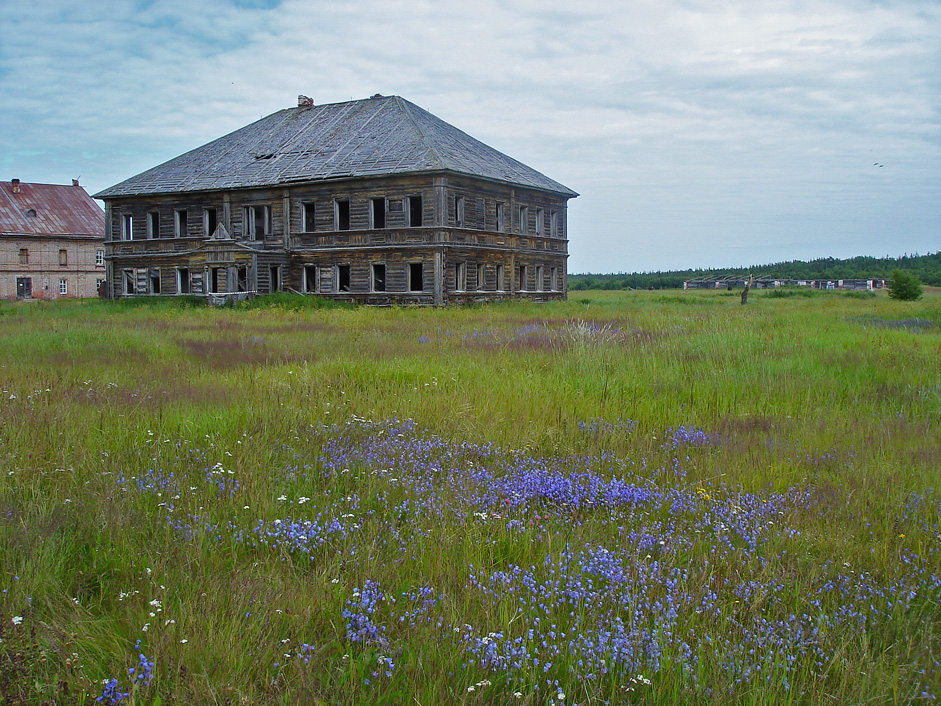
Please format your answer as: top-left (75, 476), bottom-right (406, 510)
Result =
top-left (95, 96), bottom-right (578, 199)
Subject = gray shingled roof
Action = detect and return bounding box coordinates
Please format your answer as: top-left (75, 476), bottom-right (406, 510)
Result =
top-left (96, 96), bottom-right (577, 199)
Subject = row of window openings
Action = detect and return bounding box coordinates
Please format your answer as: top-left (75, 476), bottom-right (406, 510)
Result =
top-left (118, 197), bottom-right (423, 241)
top-left (118, 197), bottom-right (559, 239)
top-left (123, 266), bottom-right (258, 296)
top-left (18, 249), bottom-right (105, 266)
top-left (453, 263), bottom-right (561, 292)
top-left (301, 263), bottom-right (559, 294)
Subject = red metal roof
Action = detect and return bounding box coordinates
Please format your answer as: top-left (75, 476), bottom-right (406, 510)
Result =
top-left (0, 180), bottom-right (104, 239)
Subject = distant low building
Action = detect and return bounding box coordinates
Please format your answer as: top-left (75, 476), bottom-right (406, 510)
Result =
top-left (0, 179), bottom-right (106, 300)
top-left (683, 276), bottom-right (886, 291)
top-left (95, 95), bottom-right (578, 305)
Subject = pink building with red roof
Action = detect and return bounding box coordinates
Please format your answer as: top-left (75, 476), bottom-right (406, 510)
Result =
top-left (0, 179), bottom-right (105, 300)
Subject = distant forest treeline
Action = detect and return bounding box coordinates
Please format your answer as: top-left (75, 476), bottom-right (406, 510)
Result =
top-left (570, 252), bottom-right (941, 290)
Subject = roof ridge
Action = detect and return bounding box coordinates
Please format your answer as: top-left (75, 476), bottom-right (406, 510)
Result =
top-left (393, 96), bottom-right (445, 171)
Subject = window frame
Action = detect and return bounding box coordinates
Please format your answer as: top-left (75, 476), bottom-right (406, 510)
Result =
top-left (174, 209), bottom-right (188, 238)
top-left (147, 211), bottom-right (160, 239)
top-left (371, 262), bottom-right (386, 292)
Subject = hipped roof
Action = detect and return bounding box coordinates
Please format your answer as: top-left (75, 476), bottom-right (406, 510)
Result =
top-left (97, 96), bottom-right (578, 199)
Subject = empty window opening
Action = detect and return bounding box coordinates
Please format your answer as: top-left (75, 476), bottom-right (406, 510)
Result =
top-left (455, 196), bottom-right (465, 227)
top-left (59, 279), bottom-right (68, 296)
top-left (536, 266), bottom-right (544, 292)
top-left (16, 277), bottom-right (31, 299)
top-left (147, 211), bottom-right (160, 239)
top-left (476, 263), bottom-right (486, 290)
top-left (177, 268), bottom-right (191, 294)
top-left (371, 198), bottom-right (386, 229)
top-left (408, 195), bottom-right (423, 227)
top-left (336, 200), bottom-right (351, 231)
top-left (269, 265), bottom-right (281, 292)
top-left (18, 248), bottom-right (28, 265)
top-left (122, 214), bottom-right (134, 240)
top-left (96, 249), bottom-right (104, 267)
top-left (210, 267), bottom-right (222, 293)
top-left (245, 205), bottom-right (270, 239)
top-left (496, 264), bottom-right (505, 291)
top-left (123, 270), bottom-right (136, 295)
top-left (408, 262), bottom-right (424, 292)
top-left (150, 270), bottom-right (161, 295)
top-left (551, 267), bottom-right (559, 291)
top-left (336, 264), bottom-right (351, 292)
top-left (550, 211), bottom-right (558, 238)
top-left (205, 208), bottom-right (218, 237)
top-left (518, 265), bottom-right (527, 291)
top-left (372, 263), bottom-right (386, 292)
top-left (495, 203), bottom-right (505, 232)
top-left (59, 249), bottom-right (68, 266)
top-left (237, 267), bottom-right (248, 292)
top-left (304, 265), bottom-right (317, 293)
top-left (518, 206), bottom-right (528, 234)
top-left (303, 202), bottom-right (316, 233)
top-left (455, 262), bottom-right (466, 291)
top-left (175, 209), bottom-right (188, 237)
top-left (535, 208), bottom-right (544, 235)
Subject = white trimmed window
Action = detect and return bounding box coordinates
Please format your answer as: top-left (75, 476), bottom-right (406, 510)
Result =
top-left (58, 279), bottom-right (68, 295)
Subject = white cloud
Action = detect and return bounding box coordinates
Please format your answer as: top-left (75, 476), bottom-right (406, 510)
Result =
top-left (1, 0), bottom-right (938, 271)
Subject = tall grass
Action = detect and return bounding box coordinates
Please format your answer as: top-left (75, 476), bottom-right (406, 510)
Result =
top-left (0, 289), bottom-right (939, 705)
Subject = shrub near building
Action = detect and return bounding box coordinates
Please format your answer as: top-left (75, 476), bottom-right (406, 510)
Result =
top-left (888, 268), bottom-right (923, 301)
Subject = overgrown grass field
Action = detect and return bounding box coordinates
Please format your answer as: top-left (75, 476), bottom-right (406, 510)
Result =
top-left (0, 289), bottom-right (939, 705)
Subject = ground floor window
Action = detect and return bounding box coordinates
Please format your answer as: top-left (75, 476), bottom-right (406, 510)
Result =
top-left (210, 267), bottom-right (223, 293)
top-left (476, 263), bottom-right (486, 290)
top-left (59, 278), bottom-right (68, 295)
top-left (269, 265), bottom-right (281, 293)
top-left (496, 265), bottom-right (505, 291)
top-left (372, 263), bottom-right (386, 292)
top-left (237, 267), bottom-right (248, 292)
top-left (123, 270), bottom-right (136, 295)
top-left (303, 265), bottom-right (317, 293)
top-left (518, 265), bottom-right (527, 292)
top-left (455, 262), bottom-right (466, 291)
top-left (408, 262), bottom-right (423, 292)
top-left (536, 266), bottom-right (544, 292)
top-left (336, 264), bottom-right (351, 292)
top-left (177, 268), bottom-right (190, 294)
top-left (150, 270), bottom-right (161, 294)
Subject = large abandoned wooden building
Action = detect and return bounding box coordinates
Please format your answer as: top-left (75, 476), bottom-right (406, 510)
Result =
top-left (96, 95), bottom-right (577, 304)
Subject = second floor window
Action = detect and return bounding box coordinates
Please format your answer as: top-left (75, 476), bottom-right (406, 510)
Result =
top-left (96, 249), bottom-right (104, 266)
top-left (59, 249), bottom-right (68, 266)
top-left (175, 209), bottom-right (188, 237)
top-left (303, 202), bottom-right (316, 232)
top-left (18, 248), bottom-right (28, 265)
top-left (245, 205), bottom-right (270, 239)
top-left (147, 211), bottom-right (160, 239)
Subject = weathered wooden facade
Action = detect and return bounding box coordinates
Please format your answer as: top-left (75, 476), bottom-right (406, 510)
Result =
top-left (0, 179), bottom-right (105, 300)
top-left (96, 95), bottom-right (577, 305)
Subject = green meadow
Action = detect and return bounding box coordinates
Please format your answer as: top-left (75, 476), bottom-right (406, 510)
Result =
top-left (0, 288), bottom-right (939, 705)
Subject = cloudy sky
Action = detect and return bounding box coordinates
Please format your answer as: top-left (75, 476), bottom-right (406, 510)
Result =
top-left (2, 0), bottom-right (938, 273)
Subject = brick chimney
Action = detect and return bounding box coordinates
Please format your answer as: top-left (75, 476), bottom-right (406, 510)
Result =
top-left (298, 95), bottom-right (314, 107)
top-left (72, 178), bottom-right (80, 186)
top-left (11, 178), bottom-right (20, 193)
